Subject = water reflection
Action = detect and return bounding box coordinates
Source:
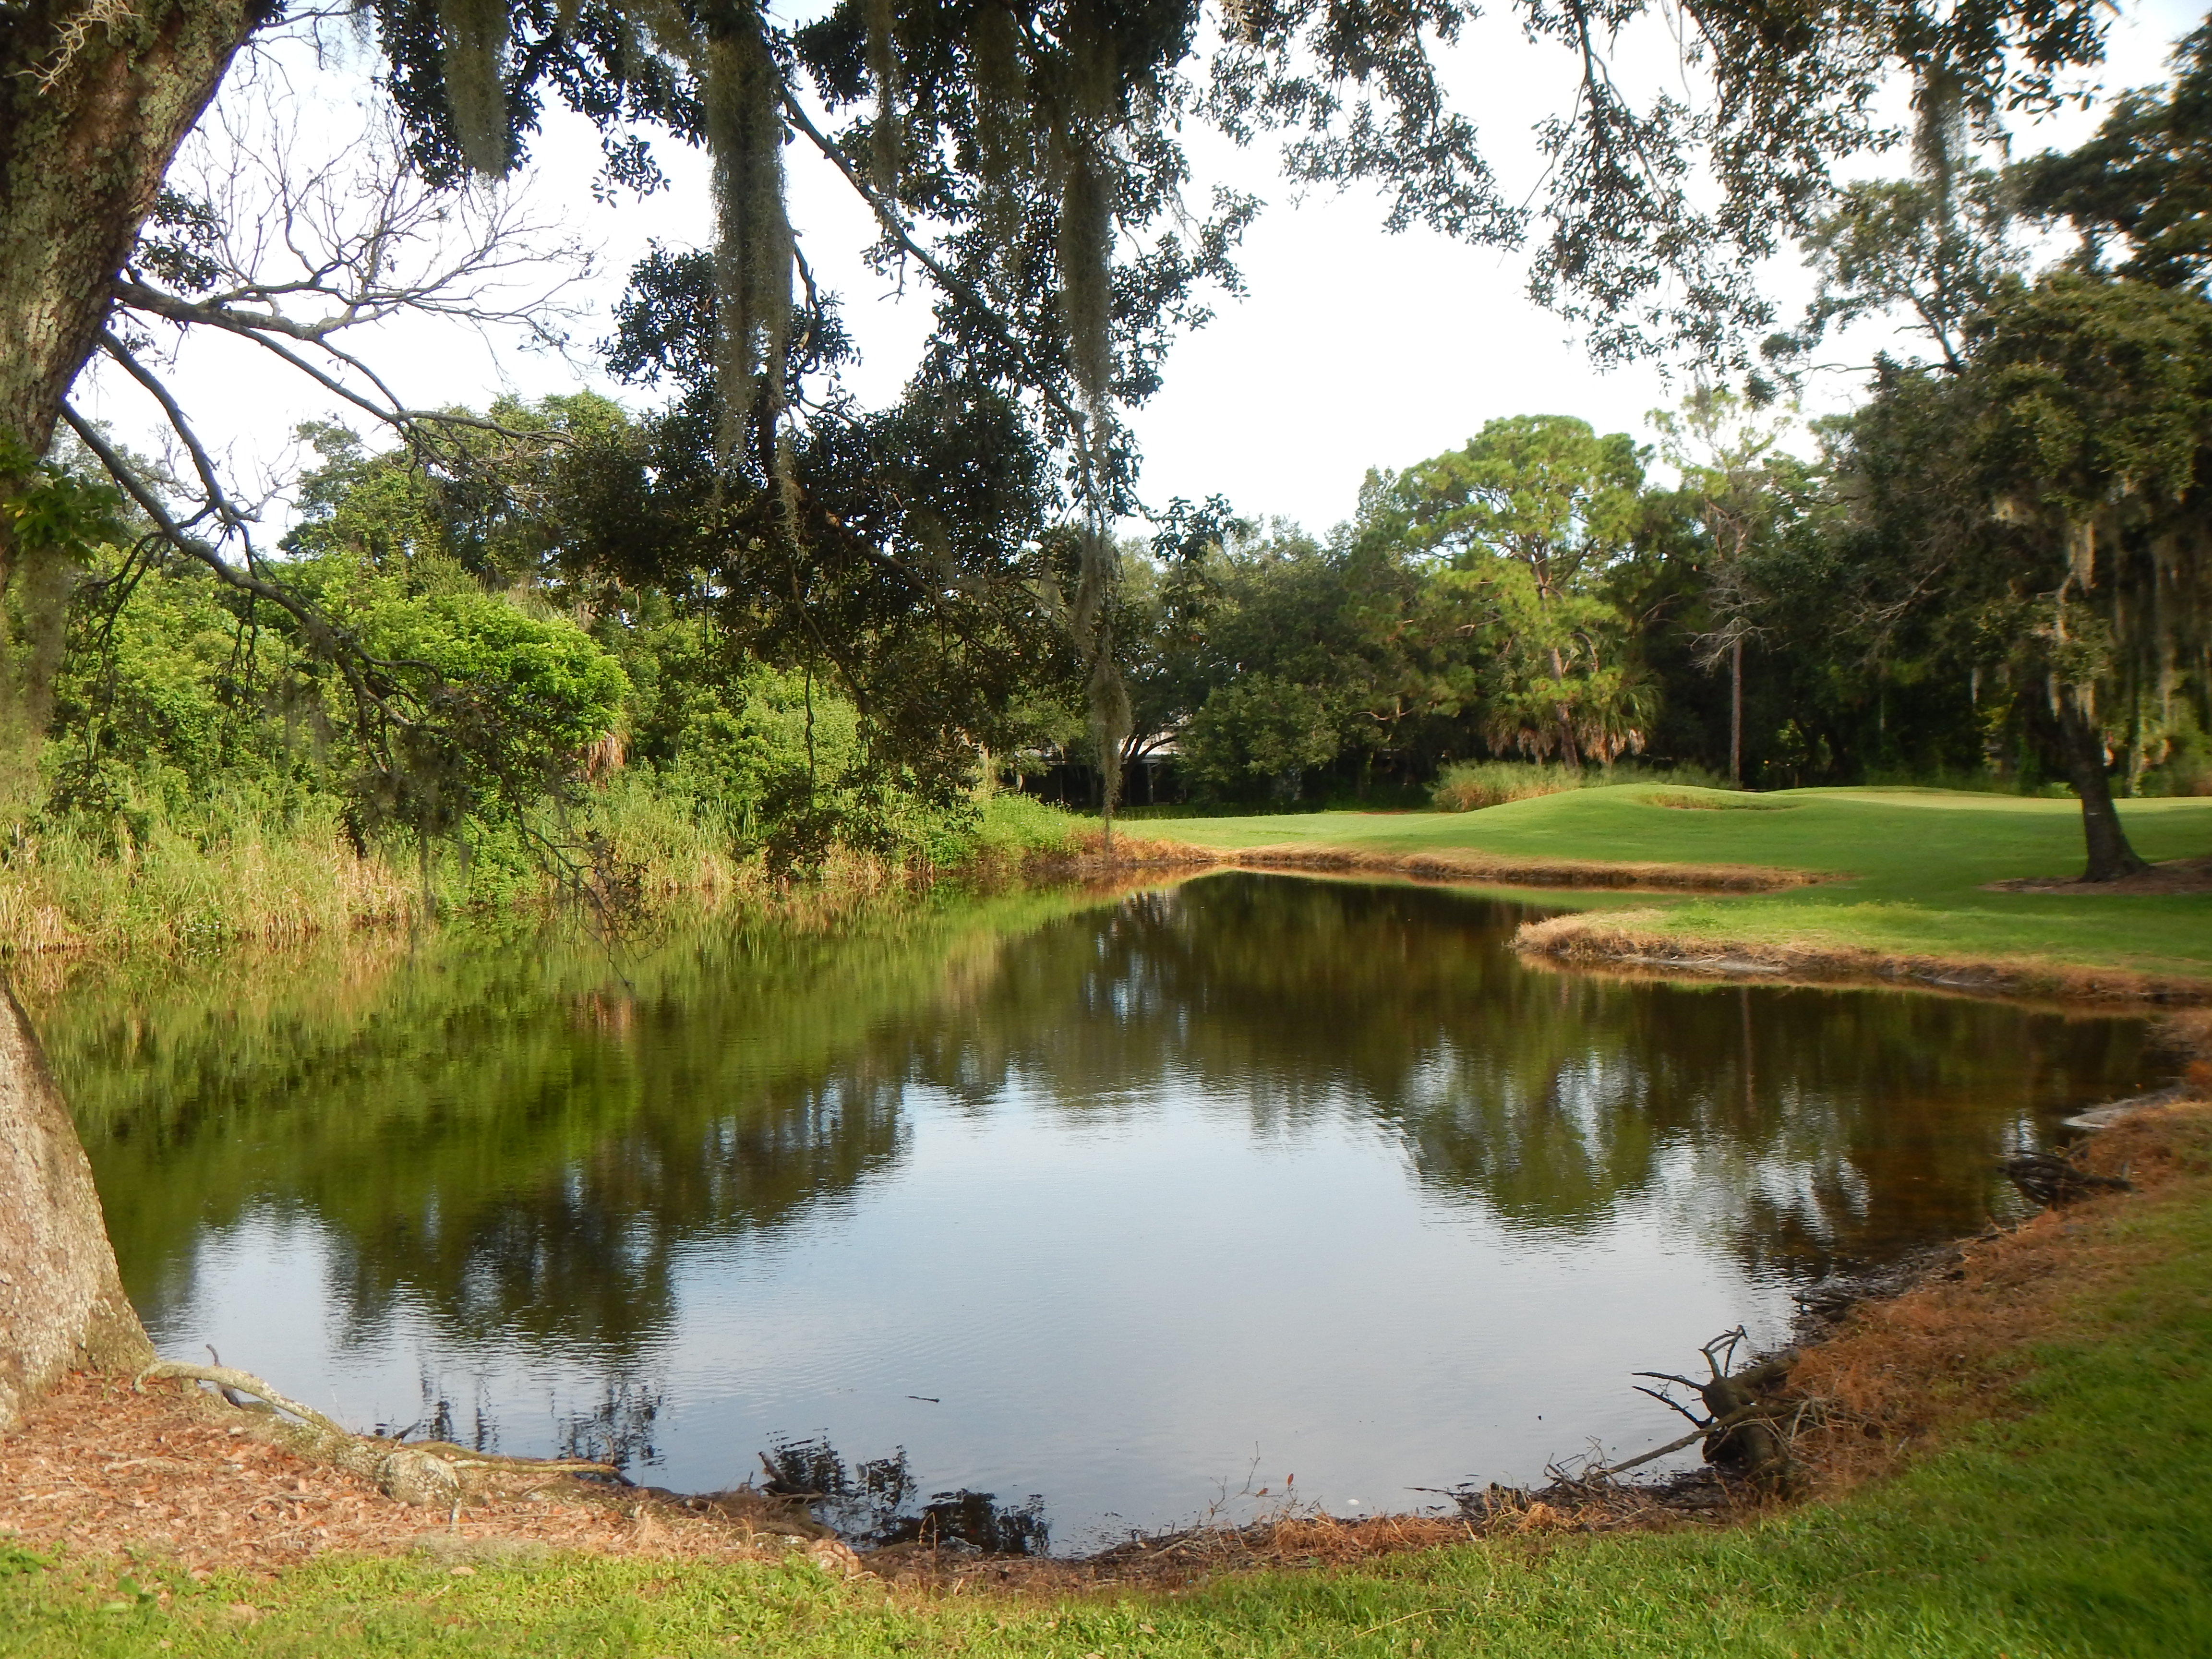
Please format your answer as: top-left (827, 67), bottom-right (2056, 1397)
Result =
top-left (902, 877), bottom-right (2138, 1274)
top-left (761, 1438), bottom-right (1050, 1554)
top-left (34, 873), bottom-right (2153, 1539)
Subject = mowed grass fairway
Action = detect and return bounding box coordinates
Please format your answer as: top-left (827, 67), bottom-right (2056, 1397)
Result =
top-left (1160, 786), bottom-right (2212, 981)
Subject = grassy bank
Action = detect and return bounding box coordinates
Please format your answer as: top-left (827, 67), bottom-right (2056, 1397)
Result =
top-left (1156, 785), bottom-right (2212, 988)
top-left (4, 1100), bottom-right (2208, 1657)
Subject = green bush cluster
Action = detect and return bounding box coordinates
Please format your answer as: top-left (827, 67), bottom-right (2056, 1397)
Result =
top-left (1430, 758), bottom-right (1736, 812)
top-left (3, 418), bottom-right (1080, 947)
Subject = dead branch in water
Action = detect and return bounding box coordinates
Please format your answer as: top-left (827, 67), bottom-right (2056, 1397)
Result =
top-left (2004, 1151), bottom-right (2132, 1208)
top-left (1594, 1328), bottom-right (1801, 1482)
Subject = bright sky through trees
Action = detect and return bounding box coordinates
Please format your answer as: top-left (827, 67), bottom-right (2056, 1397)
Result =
top-left (66, 0), bottom-right (2207, 541)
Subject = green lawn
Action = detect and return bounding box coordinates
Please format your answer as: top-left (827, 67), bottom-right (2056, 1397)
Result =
top-left (6, 1159), bottom-right (2209, 1658)
top-left (1159, 786), bottom-right (2212, 981)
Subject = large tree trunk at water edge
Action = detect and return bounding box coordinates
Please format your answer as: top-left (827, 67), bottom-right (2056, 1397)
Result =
top-left (0, 983), bottom-right (151, 1431)
top-left (2058, 706), bottom-right (2151, 883)
top-left (0, 0), bottom-right (260, 1432)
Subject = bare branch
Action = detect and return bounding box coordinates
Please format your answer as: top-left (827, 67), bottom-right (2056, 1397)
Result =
top-left (101, 75), bottom-right (598, 514)
top-left (61, 403), bottom-right (432, 758)
top-left (96, 330), bottom-right (251, 537)
top-left (110, 280), bottom-right (550, 455)
top-left (142, 93), bottom-right (596, 347)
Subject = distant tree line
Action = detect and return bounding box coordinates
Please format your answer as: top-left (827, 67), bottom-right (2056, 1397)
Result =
top-left (1056, 28), bottom-right (2212, 885)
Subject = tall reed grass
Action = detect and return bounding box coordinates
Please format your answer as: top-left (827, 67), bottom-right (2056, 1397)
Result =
top-left (0, 786), bottom-right (1084, 960)
top-left (0, 805), bottom-right (418, 957)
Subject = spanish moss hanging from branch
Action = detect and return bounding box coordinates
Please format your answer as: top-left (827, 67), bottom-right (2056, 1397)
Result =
top-left (1053, 132), bottom-right (1114, 419)
top-left (967, 0), bottom-right (1026, 169)
top-left (1072, 522), bottom-right (1130, 848)
top-left (866, 0), bottom-right (901, 200)
top-left (1044, 3), bottom-right (1128, 851)
top-left (1062, 0), bottom-right (1118, 124)
top-left (1911, 65), bottom-right (1967, 223)
top-left (435, 0), bottom-right (511, 176)
top-left (967, 0), bottom-right (1030, 250)
top-left (701, 16), bottom-right (794, 478)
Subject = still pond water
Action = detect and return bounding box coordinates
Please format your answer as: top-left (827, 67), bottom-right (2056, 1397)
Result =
top-left (44, 873), bottom-right (2155, 1552)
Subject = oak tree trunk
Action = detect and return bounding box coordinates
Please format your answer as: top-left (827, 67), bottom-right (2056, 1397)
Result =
top-left (1, 0), bottom-right (263, 1428)
top-left (1, 1), bottom-right (263, 457)
top-left (2058, 706), bottom-right (2151, 883)
top-left (0, 984), bottom-right (151, 1431)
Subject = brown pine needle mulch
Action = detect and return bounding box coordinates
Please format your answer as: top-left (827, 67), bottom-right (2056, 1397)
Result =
top-left (0, 1369), bottom-right (1738, 1593)
top-left (0, 1373), bottom-right (840, 1575)
top-left (1780, 1095), bottom-right (2212, 1495)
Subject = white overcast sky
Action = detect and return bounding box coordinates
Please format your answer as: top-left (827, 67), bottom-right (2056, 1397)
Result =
top-left (71, 0), bottom-right (2211, 543)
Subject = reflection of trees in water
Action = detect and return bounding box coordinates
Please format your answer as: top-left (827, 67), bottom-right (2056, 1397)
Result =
top-left (321, 1070), bottom-right (907, 1354)
top-left (760, 1436), bottom-right (1049, 1555)
top-left (53, 902), bottom-right (1041, 1356)
top-left (939, 877), bottom-right (2147, 1277)
top-left (363, 1375), bottom-right (664, 1472)
top-left (54, 875), bottom-right (2149, 1363)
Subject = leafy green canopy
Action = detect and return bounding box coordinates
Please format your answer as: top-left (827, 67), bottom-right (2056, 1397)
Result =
top-left (1777, 22), bottom-right (2212, 379)
top-left (347, 1), bottom-right (2116, 784)
top-left (38, 395), bottom-right (1034, 879)
top-left (1751, 28), bottom-right (2212, 837)
top-left (47, 523), bottom-right (627, 862)
top-left (2015, 18), bottom-right (2212, 293)
top-left (1829, 274), bottom-right (2212, 867)
top-left (1366, 416), bottom-right (1652, 767)
top-left (369, 0), bottom-right (2116, 384)
top-left (1100, 418), bottom-right (1671, 803)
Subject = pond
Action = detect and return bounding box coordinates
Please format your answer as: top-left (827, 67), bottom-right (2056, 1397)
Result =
top-left (38, 872), bottom-right (2157, 1553)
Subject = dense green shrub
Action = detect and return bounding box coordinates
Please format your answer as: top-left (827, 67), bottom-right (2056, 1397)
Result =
top-left (1430, 761), bottom-right (1590, 812)
top-left (1430, 758), bottom-right (1738, 811)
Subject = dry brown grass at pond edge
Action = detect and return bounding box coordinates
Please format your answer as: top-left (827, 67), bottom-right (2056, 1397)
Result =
top-left (1514, 907), bottom-right (2212, 1004)
top-left (1054, 835), bottom-right (1820, 893)
top-left (1779, 1098), bottom-right (2212, 1496)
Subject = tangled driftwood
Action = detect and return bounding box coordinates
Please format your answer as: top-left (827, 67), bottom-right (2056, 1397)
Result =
top-left (136, 1361), bottom-right (620, 1507)
top-left (1597, 1328), bottom-right (1802, 1483)
top-left (2004, 1151), bottom-right (2132, 1209)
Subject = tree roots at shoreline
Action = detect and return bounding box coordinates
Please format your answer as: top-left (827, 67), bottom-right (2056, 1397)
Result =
top-left (134, 1361), bottom-right (622, 1508)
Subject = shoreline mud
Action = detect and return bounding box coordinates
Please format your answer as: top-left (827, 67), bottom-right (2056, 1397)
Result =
top-left (1512, 908), bottom-right (2212, 1006)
